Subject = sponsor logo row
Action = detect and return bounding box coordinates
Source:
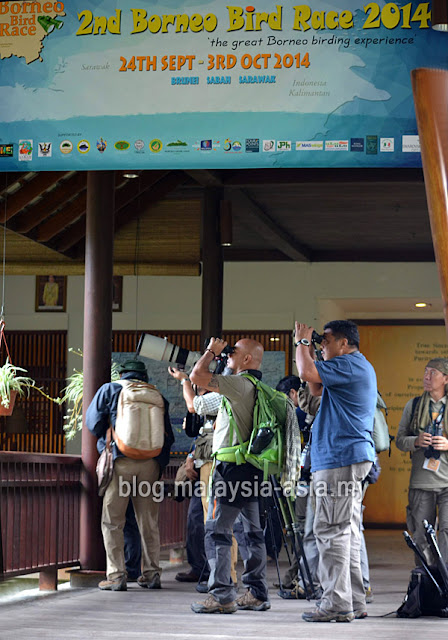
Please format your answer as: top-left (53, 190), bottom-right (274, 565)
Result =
top-left (0, 135), bottom-right (421, 161)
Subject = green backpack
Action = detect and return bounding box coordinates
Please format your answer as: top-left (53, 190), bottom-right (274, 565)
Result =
top-left (214, 373), bottom-right (289, 480)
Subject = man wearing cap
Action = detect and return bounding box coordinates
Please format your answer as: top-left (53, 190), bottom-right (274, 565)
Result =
top-left (396, 358), bottom-right (448, 564)
top-left (86, 359), bottom-right (174, 591)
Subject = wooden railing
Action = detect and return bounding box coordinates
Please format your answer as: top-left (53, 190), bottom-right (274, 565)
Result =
top-left (0, 454), bottom-right (187, 582)
top-left (0, 452), bottom-right (81, 579)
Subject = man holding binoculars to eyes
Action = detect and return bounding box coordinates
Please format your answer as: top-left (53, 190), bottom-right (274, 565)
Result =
top-left (396, 358), bottom-right (448, 566)
top-left (294, 320), bottom-right (376, 623)
top-left (189, 337), bottom-right (271, 615)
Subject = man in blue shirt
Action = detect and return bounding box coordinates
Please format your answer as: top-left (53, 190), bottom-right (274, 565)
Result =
top-left (294, 320), bottom-right (376, 622)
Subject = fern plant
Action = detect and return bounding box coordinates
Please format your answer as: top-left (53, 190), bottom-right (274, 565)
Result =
top-left (0, 359), bottom-right (36, 409)
top-left (62, 349), bottom-right (120, 440)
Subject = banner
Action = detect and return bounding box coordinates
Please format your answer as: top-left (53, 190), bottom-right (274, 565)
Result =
top-left (0, 1), bottom-right (447, 170)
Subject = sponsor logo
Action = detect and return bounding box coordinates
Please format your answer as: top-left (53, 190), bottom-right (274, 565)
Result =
top-left (263, 140), bottom-right (275, 152)
top-left (366, 135), bottom-right (378, 155)
top-left (402, 135), bottom-right (420, 152)
top-left (38, 142), bottom-right (52, 157)
top-left (200, 139), bottom-right (212, 150)
top-left (192, 140), bottom-right (220, 151)
top-left (277, 141), bottom-right (291, 151)
top-left (350, 138), bottom-right (364, 152)
top-left (114, 140), bottom-right (130, 151)
top-left (380, 137), bottom-right (394, 152)
top-left (134, 140), bottom-right (145, 151)
top-left (223, 139), bottom-right (242, 152)
top-left (232, 140), bottom-right (242, 152)
top-left (325, 140), bottom-right (349, 151)
top-left (149, 139), bottom-right (163, 153)
top-left (18, 139), bottom-right (33, 161)
top-left (60, 140), bottom-right (73, 154)
top-left (78, 140), bottom-right (90, 154)
top-left (0, 144), bottom-right (13, 158)
top-left (296, 141), bottom-right (324, 151)
top-left (245, 138), bottom-right (260, 153)
top-left (97, 138), bottom-right (107, 153)
top-left (165, 140), bottom-right (189, 153)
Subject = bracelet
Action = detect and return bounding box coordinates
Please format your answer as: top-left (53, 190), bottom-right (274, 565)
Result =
top-left (205, 348), bottom-right (216, 357)
top-left (180, 377), bottom-right (189, 386)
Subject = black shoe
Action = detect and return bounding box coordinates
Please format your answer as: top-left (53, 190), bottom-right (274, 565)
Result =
top-left (175, 570), bottom-right (200, 583)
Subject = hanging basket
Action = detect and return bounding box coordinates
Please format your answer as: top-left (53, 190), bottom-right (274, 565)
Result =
top-left (0, 390), bottom-right (17, 416)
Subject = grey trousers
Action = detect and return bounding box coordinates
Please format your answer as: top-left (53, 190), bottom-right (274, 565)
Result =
top-left (313, 461), bottom-right (372, 613)
top-left (205, 495), bottom-right (268, 605)
top-left (407, 487), bottom-right (448, 565)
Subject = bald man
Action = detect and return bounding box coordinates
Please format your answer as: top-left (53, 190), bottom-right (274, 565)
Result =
top-left (190, 338), bottom-right (270, 615)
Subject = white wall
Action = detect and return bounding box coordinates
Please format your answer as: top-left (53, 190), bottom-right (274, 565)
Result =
top-left (4, 261), bottom-right (443, 453)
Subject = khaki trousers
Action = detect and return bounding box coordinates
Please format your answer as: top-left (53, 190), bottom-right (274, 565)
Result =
top-left (102, 456), bottom-right (161, 581)
top-left (200, 461), bottom-right (239, 584)
top-left (313, 461), bottom-right (372, 613)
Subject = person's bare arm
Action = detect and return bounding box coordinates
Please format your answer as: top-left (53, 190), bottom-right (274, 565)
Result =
top-left (189, 338), bottom-right (227, 392)
top-left (294, 322), bottom-right (322, 387)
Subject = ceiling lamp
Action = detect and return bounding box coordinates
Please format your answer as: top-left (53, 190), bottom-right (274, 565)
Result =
top-left (123, 172), bottom-right (139, 179)
top-left (432, 0), bottom-right (448, 30)
top-left (415, 302), bottom-right (431, 308)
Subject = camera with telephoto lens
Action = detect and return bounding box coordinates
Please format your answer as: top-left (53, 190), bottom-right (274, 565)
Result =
top-left (136, 334), bottom-right (234, 374)
top-left (311, 330), bottom-right (323, 344)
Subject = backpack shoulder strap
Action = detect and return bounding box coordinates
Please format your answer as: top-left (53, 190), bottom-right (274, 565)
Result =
top-left (410, 396), bottom-right (421, 422)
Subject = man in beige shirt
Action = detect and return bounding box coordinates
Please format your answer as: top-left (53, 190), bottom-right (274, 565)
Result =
top-left (396, 358), bottom-right (448, 564)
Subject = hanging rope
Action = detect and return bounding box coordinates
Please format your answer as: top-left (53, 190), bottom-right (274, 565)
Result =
top-left (1, 174), bottom-right (7, 324)
top-left (134, 177), bottom-right (141, 353)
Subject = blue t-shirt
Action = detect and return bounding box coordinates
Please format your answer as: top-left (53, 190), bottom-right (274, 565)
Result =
top-left (311, 351), bottom-right (376, 472)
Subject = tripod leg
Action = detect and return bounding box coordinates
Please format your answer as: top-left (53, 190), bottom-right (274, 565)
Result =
top-left (264, 500), bottom-right (284, 591)
top-left (270, 476), bottom-right (316, 600)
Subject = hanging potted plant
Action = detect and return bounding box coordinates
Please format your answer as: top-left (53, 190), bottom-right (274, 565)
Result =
top-left (61, 349), bottom-right (120, 440)
top-left (0, 358), bottom-right (36, 416)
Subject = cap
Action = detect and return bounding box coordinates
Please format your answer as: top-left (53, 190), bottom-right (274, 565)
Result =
top-left (426, 358), bottom-right (448, 375)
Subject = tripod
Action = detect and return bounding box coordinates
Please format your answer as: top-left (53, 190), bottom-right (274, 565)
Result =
top-left (268, 475), bottom-right (317, 600)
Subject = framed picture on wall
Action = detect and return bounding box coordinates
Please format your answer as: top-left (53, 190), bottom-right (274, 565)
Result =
top-left (35, 275), bottom-right (67, 312)
top-left (113, 276), bottom-right (123, 312)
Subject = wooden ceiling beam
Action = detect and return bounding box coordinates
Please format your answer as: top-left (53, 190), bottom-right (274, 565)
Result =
top-left (183, 170), bottom-right (224, 187)
top-left (0, 173), bottom-right (27, 198)
top-left (66, 170), bottom-right (188, 259)
top-left (229, 189), bottom-right (312, 262)
top-left (11, 172), bottom-right (88, 234)
top-left (36, 172), bottom-right (130, 244)
top-left (225, 167), bottom-right (424, 186)
top-left (3, 172), bottom-right (71, 221)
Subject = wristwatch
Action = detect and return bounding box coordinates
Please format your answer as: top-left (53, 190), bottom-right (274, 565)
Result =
top-left (294, 338), bottom-right (311, 347)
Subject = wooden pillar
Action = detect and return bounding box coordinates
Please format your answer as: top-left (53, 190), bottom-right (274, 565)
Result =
top-left (412, 69), bottom-right (448, 338)
top-left (80, 171), bottom-right (115, 571)
top-left (200, 188), bottom-right (224, 348)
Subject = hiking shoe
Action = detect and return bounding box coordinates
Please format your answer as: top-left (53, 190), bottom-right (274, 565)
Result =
top-left (175, 570), bottom-right (200, 583)
top-left (191, 595), bottom-right (237, 614)
top-left (98, 576), bottom-right (127, 591)
top-left (302, 607), bottom-right (354, 623)
top-left (365, 587), bottom-right (374, 603)
top-left (137, 573), bottom-right (161, 589)
top-left (354, 609), bottom-right (368, 619)
top-left (236, 590), bottom-right (271, 611)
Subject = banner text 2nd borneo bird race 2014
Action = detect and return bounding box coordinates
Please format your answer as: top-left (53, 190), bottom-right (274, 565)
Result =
top-left (0, 1), bottom-right (447, 170)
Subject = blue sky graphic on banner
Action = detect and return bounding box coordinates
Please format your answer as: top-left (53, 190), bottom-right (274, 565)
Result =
top-left (0, 0), bottom-right (447, 170)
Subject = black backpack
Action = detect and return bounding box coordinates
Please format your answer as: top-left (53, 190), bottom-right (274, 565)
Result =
top-left (397, 566), bottom-right (448, 618)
